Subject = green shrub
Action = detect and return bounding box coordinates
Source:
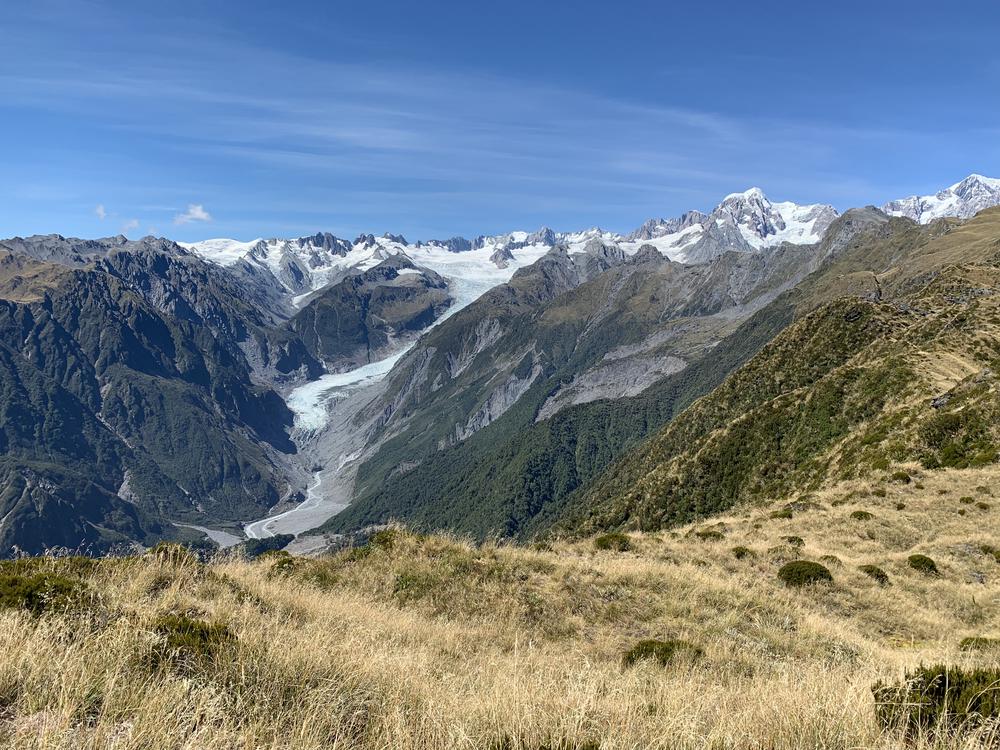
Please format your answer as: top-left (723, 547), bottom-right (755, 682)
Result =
top-left (731, 546), bottom-right (754, 560)
top-left (959, 637), bottom-right (1000, 652)
top-left (778, 561), bottom-right (833, 587)
top-left (769, 509), bottom-right (793, 520)
top-left (895, 502), bottom-right (906, 510)
top-left (594, 533), bottom-right (631, 552)
top-left (149, 614), bottom-right (234, 673)
top-left (366, 528), bottom-right (401, 551)
top-left (859, 564), bottom-right (890, 586)
top-left (621, 639), bottom-right (703, 668)
top-left (850, 510), bottom-right (875, 521)
top-left (959, 496), bottom-right (975, 505)
top-left (977, 502), bottom-right (990, 510)
top-left (782, 536), bottom-right (805, 548)
top-left (908, 554), bottom-right (939, 576)
top-left (872, 488), bottom-right (887, 498)
top-left (238, 534), bottom-right (294, 559)
top-left (694, 529), bottom-right (725, 542)
top-left (0, 556), bottom-right (97, 579)
top-left (976, 486), bottom-right (992, 495)
top-left (258, 549), bottom-right (291, 561)
top-left (266, 553), bottom-right (298, 576)
top-left (0, 572), bottom-right (81, 615)
top-left (873, 665), bottom-right (1000, 734)
top-left (146, 542), bottom-right (200, 566)
top-left (890, 471), bottom-right (911, 484)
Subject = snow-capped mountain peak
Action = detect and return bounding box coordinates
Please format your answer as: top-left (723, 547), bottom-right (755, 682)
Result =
top-left (714, 188), bottom-right (839, 250)
top-left (882, 173), bottom-right (1000, 223)
top-left (618, 189), bottom-right (837, 262)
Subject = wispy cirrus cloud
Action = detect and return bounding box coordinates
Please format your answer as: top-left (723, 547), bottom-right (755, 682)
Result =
top-left (1, 0), bottom-right (997, 241)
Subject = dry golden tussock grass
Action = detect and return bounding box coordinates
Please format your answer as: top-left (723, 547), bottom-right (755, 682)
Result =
top-left (0, 466), bottom-right (999, 748)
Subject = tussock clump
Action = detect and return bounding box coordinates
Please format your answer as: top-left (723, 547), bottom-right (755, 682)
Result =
top-left (366, 528), bottom-right (402, 551)
top-left (980, 544), bottom-right (1000, 563)
top-left (858, 565), bottom-right (890, 586)
top-left (343, 528), bottom-right (407, 562)
top-left (895, 502), bottom-right (906, 510)
top-left (621, 639), bottom-right (703, 668)
top-left (258, 549), bottom-right (291, 561)
top-left (731, 545), bottom-right (754, 560)
top-left (146, 542), bottom-right (201, 566)
top-left (782, 536), bottom-right (805, 548)
top-left (959, 496), bottom-right (975, 505)
top-left (889, 471), bottom-right (911, 484)
top-left (959, 636), bottom-right (1000, 652)
top-left (489, 736), bottom-right (601, 750)
top-left (778, 561), bottom-right (833, 587)
top-left (694, 529), bottom-right (725, 542)
top-left (872, 488), bottom-right (887, 498)
top-left (769, 509), bottom-right (793, 520)
top-left (819, 554), bottom-right (842, 566)
top-left (594, 533), bottom-right (631, 552)
top-left (976, 501), bottom-right (990, 510)
top-left (907, 554), bottom-right (939, 576)
top-left (149, 613), bottom-right (235, 674)
top-left (262, 551), bottom-right (298, 576)
top-left (873, 665), bottom-right (1000, 735)
top-left (850, 510), bottom-right (875, 521)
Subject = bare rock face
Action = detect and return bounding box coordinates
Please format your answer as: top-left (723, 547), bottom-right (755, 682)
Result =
top-left (451, 357), bottom-right (544, 444)
top-left (536, 354), bottom-right (686, 421)
top-left (285, 258), bottom-right (451, 370)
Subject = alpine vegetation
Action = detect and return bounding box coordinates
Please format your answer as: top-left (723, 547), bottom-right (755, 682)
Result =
top-left (3, 2), bottom-right (1000, 748)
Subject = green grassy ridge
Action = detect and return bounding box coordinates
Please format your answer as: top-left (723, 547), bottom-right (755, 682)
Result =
top-left (324, 286), bottom-right (797, 539)
top-left (323, 210), bottom-right (928, 540)
top-left (568, 217), bottom-right (1000, 534)
top-left (326, 242), bottom-right (815, 537)
top-left (565, 299), bottom-right (915, 532)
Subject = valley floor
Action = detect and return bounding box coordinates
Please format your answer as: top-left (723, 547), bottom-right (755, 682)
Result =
top-left (1, 465), bottom-right (999, 749)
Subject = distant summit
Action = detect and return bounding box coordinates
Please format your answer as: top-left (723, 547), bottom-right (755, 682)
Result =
top-left (883, 174), bottom-right (1000, 223)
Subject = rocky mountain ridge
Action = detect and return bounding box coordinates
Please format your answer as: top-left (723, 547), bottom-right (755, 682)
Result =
top-left (1, 175), bottom-right (999, 554)
top-left (883, 174), bottom-right (1000, 223)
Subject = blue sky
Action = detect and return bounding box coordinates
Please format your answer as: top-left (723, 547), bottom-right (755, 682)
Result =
top-left (2, 1), bottom-right (999, 242)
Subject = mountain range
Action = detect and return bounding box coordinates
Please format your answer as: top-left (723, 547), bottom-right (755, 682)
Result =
top-left (1, 175), bottom-right (999, 554)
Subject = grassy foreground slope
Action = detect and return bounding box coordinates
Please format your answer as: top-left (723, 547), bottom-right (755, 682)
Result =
top-left (1, 469), bottom-right (998, 749)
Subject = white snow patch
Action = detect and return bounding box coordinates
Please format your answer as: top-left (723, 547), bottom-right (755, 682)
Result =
top-left (179, 238), bottom-right (262, 266)
top-left (287, 346), bottom-right (414, 431)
